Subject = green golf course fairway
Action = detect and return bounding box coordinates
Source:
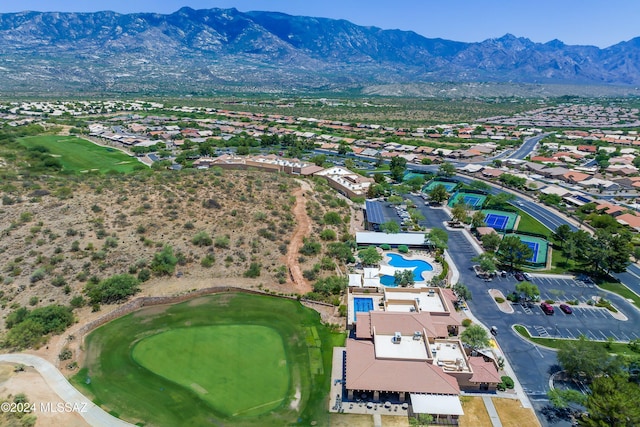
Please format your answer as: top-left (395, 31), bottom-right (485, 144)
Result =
top-left (73, 292), bottom-right (344, 427)
top-left (132, 325), bottom-right (289, 417)
top-left (20, 135), bottom-right (141, 173)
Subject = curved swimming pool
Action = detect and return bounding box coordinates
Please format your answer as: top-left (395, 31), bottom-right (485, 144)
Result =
top-left (380, 253), bottom-right (434, 286)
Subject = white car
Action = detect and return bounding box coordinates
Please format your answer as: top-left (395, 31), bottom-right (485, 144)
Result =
top-left (523, 272), bottom-right (532, 281)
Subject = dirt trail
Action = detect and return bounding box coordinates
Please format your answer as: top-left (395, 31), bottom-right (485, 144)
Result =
top-left (285, 180), bottom-right (313, 294)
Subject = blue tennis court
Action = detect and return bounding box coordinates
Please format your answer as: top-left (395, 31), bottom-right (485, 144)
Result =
top-left (485, 213), bottom-right (509, 229)
top-left (524, 241), bottom-right (540, 263)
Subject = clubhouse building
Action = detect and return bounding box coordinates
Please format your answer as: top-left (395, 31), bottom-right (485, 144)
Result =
top-left (340, 287), bottom-right (501, 423)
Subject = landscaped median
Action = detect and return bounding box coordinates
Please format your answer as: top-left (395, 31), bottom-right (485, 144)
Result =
top-left (513, 324), bottom-right (639, 356)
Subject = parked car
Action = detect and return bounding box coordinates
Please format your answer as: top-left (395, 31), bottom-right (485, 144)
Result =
top-left (523, 272), bottom-right (532, 281)
top-left (514, 272), bottom-right (525, 281)
top-left (559, 304), bottom-right (573, 314)
top-left (500, 271), bottom-right (507, 277)
top-left (540, 302), bottom-right (554, 315)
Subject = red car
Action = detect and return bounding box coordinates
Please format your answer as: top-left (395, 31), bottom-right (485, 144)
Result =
top-left (559, 304), bottom-right (573, 314)
top-left (540, 302), bottom-right (554, 315)
top-left (514, 272), bottom-right (525, 281)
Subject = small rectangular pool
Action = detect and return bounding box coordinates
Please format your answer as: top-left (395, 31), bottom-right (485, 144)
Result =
top-left (353, 297), bottom-right (374, 321)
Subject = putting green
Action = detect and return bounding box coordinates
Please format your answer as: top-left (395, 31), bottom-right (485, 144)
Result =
top-left (132, 325), bottom-right (289, 417)
top-left (73, 293), bottom-right (345, 427)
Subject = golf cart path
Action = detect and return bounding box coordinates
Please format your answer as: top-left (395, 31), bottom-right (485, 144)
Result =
top-left (0, 353), bottom-right (134, 427)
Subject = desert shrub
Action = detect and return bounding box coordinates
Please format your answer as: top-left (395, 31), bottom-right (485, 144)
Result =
top-left (201, 254), bottom-right (215, 268)
top-left (59, 348), bottom-right (72, 361)
top-left (70, 296), bottom-right (85, 308)
top-left (191, 231), bottom-right (213, 247)
top-left (299, 238), bottom-right (321, 256)
top-left (398, 245), bottom-right (409, 254)
top-left (380, 244), bottom-right (391, 250)
top-left (495, 297), bottom-right (505, 303)
top-left (134, 267), bottom-right (149, 282)
top-left (30, 269), bottom-right (46, 283)
top-left (461, 318), bottom-right (472, 327)
top-left (323, 211), bottom-right (342, 225)
top-left (319, 229), bottom-right (337, 241)
top-left (244, 262), bottom-right (261, 278)
top-left (51, 275), bottom-right (67, 287)
top-left (150, 246), bottom-right (177, 276)
top-left (214, 235), bottom-right (230, 249)
top-left (85, 274), bottom-right (140, 304)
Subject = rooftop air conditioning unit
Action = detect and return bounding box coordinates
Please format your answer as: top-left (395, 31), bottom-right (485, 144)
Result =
top-left (393, 332), bottom-right (402, 344)
top-left (413, 331), bottom-right (422, 340)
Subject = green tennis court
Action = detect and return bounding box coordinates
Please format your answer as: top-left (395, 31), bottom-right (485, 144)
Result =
top-left (424, 180), bottom-right (458, 192)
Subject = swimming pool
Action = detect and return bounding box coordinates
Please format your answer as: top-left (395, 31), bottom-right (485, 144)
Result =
top-left (353, 297), bottom-right (374, 320)
top-left (380, 253), bottom-right (434, 286)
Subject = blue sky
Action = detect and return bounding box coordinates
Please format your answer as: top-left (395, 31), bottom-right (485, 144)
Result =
top-left (3, 1), bottom-right (638, 48)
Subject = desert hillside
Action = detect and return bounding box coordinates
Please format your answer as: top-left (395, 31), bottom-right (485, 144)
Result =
top-left (0, 168), bottom-right (353, 336)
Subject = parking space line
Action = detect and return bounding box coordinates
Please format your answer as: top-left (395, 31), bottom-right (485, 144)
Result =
top-left (609, 331), bottom-right (621, 341)
top-left (565, 329), bottom-right (575, 339)
top-left (598, 331), bottom-right (609, 340)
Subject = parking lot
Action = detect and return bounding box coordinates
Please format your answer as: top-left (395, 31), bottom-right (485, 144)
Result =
top-left (494, 274), bottom-right (640, 343)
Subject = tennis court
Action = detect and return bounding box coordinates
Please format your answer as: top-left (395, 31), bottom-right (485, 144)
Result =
top-left (424, 180), bottom-right (458, 192)
top-left (448, 191), bottom-right (487, 209)
top-left (511, 234), bottom-right (549, 266)
top-left (481, 209), bottom-right (518, 231)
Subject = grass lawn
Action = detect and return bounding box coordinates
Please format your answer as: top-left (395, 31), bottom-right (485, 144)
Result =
top-left (459, 396), bottom-right (491, 427)
top-left (132, 325), bottom-right (289, 417)
top-left (514, 324), bottom-right (638, 356)
top-left (73, 293), bottom-right (345, 427)
top-left (20, 135), bottom-right (142, 173)
top-left (514, 208), bottom-right (551, 237)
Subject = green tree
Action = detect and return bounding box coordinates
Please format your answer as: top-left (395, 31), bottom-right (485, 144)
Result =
top-left (451, 202), bottom-right (469, 224)
top-left (327, 242), bottom-right (355, 263)
top-left (453, 282), bottom-right (472, 301)
top-left (428, 184), bottom-right (449, 205)
top-left (358, 246), bottom-right (382, 266)
top-left (405, 175), bottom-right (425, 192)
top-left (380, 221), bottom-right (401, 234)
top-left (553, 224), bottom-right (572, 250)
top-left (557, 336), bottom-right (620, 382)
top-left (244, 262), bottom-right (261, 278)
top-left (394, 270), bottom-right (415, 287)
top-left (473, 252), bottom-right (497, 274)
top-left (581, 375), bottom-right (640, 427)
top-left (497, 236), bottom-right (533, 270)
top-left (438, 162), bottom-right (456, 177)
top-left (471, 210), bottom-right (486, 229)
top-left (547, 388), bottom-right (587, 410)
top-left (484, 192), bottom-right (515, 210)
top-left (515, 281), bottom-right (540, 301)
top-left (390, 157), bottom-right (407, 182)
top-left (461, 324), bottom-right (491, 350)
top-left (427, 228), bottom-right (448, 251)
top-left (481, 232), bottom-right (501, 252)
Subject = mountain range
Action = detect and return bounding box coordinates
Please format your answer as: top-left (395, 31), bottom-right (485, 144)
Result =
top-left (1, 7), bottom-right (640, 95)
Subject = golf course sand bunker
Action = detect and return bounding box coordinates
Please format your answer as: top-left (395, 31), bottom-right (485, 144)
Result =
top-left (132, 325), bottom-right (289, 417)
top-left (73, 292), bottom-right (343, 427)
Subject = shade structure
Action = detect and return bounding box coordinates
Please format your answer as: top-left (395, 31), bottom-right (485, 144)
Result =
top-left (409, 394), bottom-right (464, 415)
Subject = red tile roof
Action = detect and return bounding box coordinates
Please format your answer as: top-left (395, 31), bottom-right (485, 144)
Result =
top-left (345, 339), bottom-right (460, 394)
